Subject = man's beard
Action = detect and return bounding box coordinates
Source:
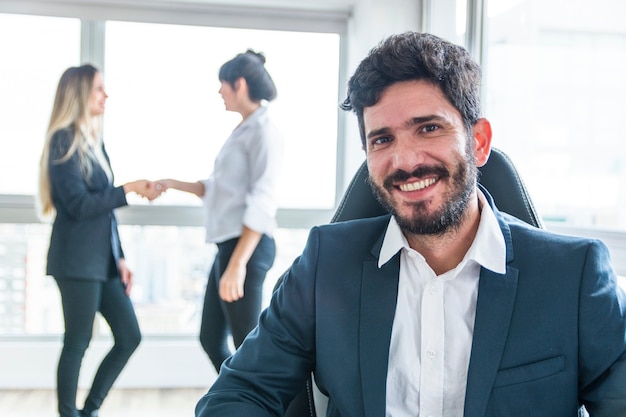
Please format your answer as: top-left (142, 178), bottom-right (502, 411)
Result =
top-left (369, 150), bottom-right (477, 236)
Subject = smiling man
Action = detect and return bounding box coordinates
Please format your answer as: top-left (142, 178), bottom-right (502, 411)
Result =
top-left (195, 32), bottom-right (626, 417)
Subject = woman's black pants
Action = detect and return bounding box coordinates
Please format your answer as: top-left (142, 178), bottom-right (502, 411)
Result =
top-left (55, 276), bottom-right (141, 417)
top-left (199, 234), bottom-right (275, 372)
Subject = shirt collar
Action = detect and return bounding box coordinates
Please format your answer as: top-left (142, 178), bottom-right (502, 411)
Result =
top-left (378, 189), bottom-right (507, 274)
top-left (231, 105), bottom-right (267, 139)
top-left (239, 103), bottom-right (267, 126)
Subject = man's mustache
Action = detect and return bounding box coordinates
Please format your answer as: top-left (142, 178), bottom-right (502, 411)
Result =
top-left (382, 166), bottom-right (449, 189)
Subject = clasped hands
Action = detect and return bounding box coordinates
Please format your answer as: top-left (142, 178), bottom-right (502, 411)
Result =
top-left (126, 180), bottom-right (164, 201)
top-left (126, 179), bottom-right (173, 201)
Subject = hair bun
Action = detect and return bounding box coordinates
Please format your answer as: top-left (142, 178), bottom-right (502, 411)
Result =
top-left (245, 49), bottom-right (266, 64)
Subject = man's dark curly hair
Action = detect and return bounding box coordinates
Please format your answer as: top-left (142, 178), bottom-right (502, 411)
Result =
top-left (340, 32), bottom-right (482, 146)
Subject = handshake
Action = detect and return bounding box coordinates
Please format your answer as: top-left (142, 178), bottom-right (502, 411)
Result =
top-left (124, 179), bottom-right (173, 201)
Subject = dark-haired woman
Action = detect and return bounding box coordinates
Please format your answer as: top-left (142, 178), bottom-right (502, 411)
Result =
top-left (157, 50), bottom-right (284, 371)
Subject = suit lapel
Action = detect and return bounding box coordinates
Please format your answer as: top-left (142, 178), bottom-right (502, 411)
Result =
top-left (463, 265), bottom-right (519, 417)
top-left (359, 251), bottom-right (400, 417)
top-left (462, 188), bottom-right (521, 417)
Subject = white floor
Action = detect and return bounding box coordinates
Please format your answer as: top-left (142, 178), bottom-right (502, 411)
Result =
top-left (0, 388), bottom-right (208, 417)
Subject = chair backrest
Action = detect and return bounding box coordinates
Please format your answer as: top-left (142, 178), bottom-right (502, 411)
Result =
top-left (281, 147), bottom-right (543, 417)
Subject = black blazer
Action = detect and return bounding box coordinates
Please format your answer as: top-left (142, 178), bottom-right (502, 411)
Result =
top-left (46, 127), bottom-right (128, 281)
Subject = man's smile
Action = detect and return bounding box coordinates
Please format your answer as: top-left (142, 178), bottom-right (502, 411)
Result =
top-left (398, 177), bottom-right (437, 192)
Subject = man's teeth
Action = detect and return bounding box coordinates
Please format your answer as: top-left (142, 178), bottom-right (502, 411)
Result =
top-left (399, 178), bottom-right (436, 192)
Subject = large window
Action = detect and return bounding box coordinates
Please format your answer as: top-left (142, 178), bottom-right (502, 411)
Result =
top-left (0, 13), bottom-right (81, 195)
top-left (104, 21), bottom-right (340, 209)
top-left (0, 14), bottom-right (341, 336)
top-left (484, 0), bottom-right (626, 231)
top-left (0, 13), bottom-right (80, 335)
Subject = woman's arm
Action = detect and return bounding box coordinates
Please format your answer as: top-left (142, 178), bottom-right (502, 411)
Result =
top-left (117, 258), bottom-right (134, 296)
top-left (48, 130), bottom-right (128, 219)
top-left (219, 226), bottom-right (263, 302)
top-left (155, 179), bottom-right (205, 197)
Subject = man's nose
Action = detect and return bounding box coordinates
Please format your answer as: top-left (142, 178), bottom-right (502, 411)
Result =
top-left (391, 136), bottom-right (423, 171)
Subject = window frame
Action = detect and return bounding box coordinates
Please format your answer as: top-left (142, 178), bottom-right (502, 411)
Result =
top-left (0, 0), bottom-right (350, 229)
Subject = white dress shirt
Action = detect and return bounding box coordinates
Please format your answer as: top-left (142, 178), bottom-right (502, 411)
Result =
top-left (201, 105), bottom-right (284, 243)
top-left (383, 190), bottom-right (506, 417)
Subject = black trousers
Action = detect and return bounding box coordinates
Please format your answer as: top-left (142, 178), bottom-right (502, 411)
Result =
top-left (55, 276), bottom-right (141, 417)
top-left (199, 234), bottom-right (275, 372)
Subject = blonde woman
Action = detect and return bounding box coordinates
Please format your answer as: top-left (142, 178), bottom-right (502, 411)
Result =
top-left (39, 64), bottom-right (160, 417)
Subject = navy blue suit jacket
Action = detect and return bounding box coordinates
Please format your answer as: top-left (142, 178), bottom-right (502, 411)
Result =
top-left (46, 127), bottom-right (128, 281)
top-left (196, 191), bottom-right (626, 417)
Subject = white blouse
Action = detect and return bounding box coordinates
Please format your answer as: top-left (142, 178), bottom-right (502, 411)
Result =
top-left (201, 105), bottom-right (284, 243)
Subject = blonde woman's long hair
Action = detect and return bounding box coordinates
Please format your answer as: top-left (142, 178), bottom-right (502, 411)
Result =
top-left (38, 64), bottom-right (103, 219)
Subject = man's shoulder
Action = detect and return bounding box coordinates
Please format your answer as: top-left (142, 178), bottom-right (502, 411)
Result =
top-left (317, 214), bottom-right (391, 232)
top-left (502, 212), bottom-right (605, 252)
top-left (311, 214), bottom-right (391, 251)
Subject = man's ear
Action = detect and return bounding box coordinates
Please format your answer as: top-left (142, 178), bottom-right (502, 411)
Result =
top-left (472, 118), bottom-right (492, 168)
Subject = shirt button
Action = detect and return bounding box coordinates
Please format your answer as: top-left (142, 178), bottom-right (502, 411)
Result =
top-left (427, 350), bottom-right (436, 359)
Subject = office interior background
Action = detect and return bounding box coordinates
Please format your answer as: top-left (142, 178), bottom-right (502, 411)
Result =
top-left (1, 0), bottom-right (625, 392)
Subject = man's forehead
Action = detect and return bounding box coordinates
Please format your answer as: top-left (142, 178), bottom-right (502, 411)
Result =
top-left (363, 81), bottom-right (459, 130)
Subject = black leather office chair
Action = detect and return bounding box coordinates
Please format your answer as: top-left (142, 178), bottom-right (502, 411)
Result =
top-left (281, 147), bottom-right (543, 417)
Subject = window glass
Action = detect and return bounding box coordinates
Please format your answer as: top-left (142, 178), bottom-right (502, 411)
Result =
top-left (104, 21), bottom-right (340, 209)
top-left (0, 222), bottom-right (308, 335)
top-left (484, 0), bottom-right (626, 229)
top-left (0, 16), bottom-right (338, 337)
top-left (429, 0), bottom-right (467, 47)
top-left (0, 14), bottom-right (80, 195)
top-left (119, 225), bottom-right (309, 335)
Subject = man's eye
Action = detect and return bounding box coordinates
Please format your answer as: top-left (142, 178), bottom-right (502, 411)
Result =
top-left (422, 124), bottom-right (439, 133)
top-left (372, 136), bottom-right (392, 145)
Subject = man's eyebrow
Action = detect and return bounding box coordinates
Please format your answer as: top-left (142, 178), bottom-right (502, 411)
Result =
top-left (366, 126), bottom-right (392, 140)
top-left (405, 114), bottom-right (447, 128)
